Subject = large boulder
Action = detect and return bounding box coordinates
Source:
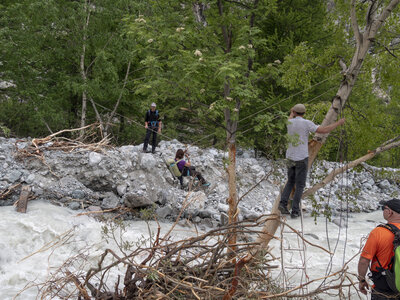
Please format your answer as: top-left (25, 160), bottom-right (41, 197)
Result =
top-left (124, 192), bottom-right (154, 208)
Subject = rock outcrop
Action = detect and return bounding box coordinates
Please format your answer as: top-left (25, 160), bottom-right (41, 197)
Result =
top-left (0, 137), bottom-right (399, 228)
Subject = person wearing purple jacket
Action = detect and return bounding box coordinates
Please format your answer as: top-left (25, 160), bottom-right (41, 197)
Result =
top-left (175, 149), bottom-right (209, 188)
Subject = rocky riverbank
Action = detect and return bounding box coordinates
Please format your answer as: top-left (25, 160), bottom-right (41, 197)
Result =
top-left (0, 137), bottom-right (399, 228)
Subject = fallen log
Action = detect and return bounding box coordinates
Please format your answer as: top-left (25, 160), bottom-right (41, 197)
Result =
top-left (16, 185), bottom-right (31, 213)
top-left (303, 135), bottom-right (400, 199)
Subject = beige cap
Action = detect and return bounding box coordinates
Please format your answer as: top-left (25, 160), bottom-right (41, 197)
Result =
top-left (292, 104), bottom-right (306, 113)
top-left (151, 102), bottom-right (156, 107)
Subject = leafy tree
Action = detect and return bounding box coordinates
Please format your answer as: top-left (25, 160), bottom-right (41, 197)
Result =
top-left (0, 0), bottom-right (147, 142)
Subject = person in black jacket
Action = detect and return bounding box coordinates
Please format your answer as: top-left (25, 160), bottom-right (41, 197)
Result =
top-left (143, 103), bottom-right (162, 153)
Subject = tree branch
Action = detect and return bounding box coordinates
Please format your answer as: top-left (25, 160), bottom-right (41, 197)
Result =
top-left (369, 0), bottom-right (400, 39)
top-left (303, 135), bottom-right (400, 198)
top-left (350, 0), bottom-right (362, 46)
top-left (104, 61), bottom-right (131, 134)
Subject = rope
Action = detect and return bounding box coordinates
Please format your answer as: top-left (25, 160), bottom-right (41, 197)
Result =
top-left (90, 101), bottom-right (176, 142)
top-left (237, 72), bottom-right (342, 125)
top-left (237, 85), bottom-right (338, 136)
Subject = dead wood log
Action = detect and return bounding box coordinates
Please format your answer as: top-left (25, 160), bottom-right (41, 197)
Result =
top-left (0, 183), bottom-right (21, 200)
top-left (16, 185), bottom-right (30, 213)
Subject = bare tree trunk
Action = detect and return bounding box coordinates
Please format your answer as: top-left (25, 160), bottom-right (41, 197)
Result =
top-left (224, 92), bottom-right (240, 256)
top-left (104, 61), bottom-right (131, 136)
top-left (303, 136), bottom-right (400, 198)
top-left (255, 0), bottom-right (400, 255)
top-left (79, 0), bottom-right (91, 139)
top-left (217, 0), bottom-right (239, 257)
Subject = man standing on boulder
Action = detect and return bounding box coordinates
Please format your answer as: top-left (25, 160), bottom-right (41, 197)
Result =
top-left (278, 104), bottom-right (345, 218)
top-left (143, 102), bottom-right (162, 154)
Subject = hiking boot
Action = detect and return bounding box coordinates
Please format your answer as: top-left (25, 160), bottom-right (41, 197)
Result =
top-left (291, 211), bottom-right (300, 219)
top-left (278, 205), bottom-right (290, 215)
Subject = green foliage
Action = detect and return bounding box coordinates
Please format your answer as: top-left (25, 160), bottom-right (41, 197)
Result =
top-left (1, 0), bottom-right (399, 168)
top-left (0, 123), bottom-right (11, 137)
top-left (140, 204), bottom-right (157, 221)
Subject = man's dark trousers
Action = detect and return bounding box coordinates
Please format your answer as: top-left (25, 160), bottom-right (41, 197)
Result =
top-left (280, 157), bottom-right (308, 214)
top-left (371, 290), bottom-right (400, 300)
top-left (143, 127), bottom-right (158, 152)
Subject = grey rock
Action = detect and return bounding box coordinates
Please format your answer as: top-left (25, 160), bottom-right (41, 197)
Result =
top-left (71, 190), bottom-right (85, 199)
top-left (124, 192), bottom-right (154, 208)
top-left (200, 218), bottom-right (214, 228)
top-left (157, 190), bottom-right (170, 206)
top-left (156, 205), bottom-right (173, 219)
top-left (363, 183), bottom-right (373, 190)
top-left (87, 205), bottom-right (102, 212)
top-left (102, 192), bottom-right (120, 209)
top-left (25, 174), bottom-right (35, 184)
top-left (117, 184), bottom-right (127, 196)
top-left (186, 191), bottom-right (206, 213)
top-left (198, 209), bottom-right (213, 219)
top-left (139, 153), bottom-right (156, 170)
top-left (88, 152), bottom-right (103, 166)
top-left (4, 170), bottom-right (22, 183)
top-left (378, 179), bottom-right (391, 190)
top-left (193, 216), bottom-right (202, 223)
top-left (68, 202), bottom-right (81, 210)
top-left (218, 203), bottom-right (229, 213)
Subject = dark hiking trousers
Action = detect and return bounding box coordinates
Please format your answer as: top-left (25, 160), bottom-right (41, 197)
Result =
top-left (181, 166), bottom-right (205, 184)
top-left (371, 290), bottom-right (400, 300)
top-left (279, 157), bottom-right (308, 214)
top-left (143, 127), bottom-right (158, 152)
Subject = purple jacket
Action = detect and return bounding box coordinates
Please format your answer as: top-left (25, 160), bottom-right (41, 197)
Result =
top-left (176, 159), bottom-right (186, 172)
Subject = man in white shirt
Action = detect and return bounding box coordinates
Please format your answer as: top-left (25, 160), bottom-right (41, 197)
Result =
top-left (279, 104), bottom-right (345, 218)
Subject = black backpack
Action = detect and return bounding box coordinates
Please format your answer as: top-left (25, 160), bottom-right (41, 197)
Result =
top-left (373, 223), bottom-right (400, 293)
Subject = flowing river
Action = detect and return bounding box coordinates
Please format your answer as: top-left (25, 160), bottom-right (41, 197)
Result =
top-left (0, 200), bottom-right (381, 299)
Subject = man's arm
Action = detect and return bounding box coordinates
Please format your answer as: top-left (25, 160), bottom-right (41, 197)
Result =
top-left (158, 121), bottom-right (162, 133)
top-left (315, 118), bottom-right (345, 134)
top-left (357, 256), bottom-right (370, 295)
top-left (288, 109), bottom-right (295, 120)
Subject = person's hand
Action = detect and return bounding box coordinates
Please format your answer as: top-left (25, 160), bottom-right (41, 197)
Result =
top-left (358, 279), bottom-right (369, 295)
top-left (338, 118), bottom-right (346, 125)
top-left (158, 128), bottom-right (161, 133)
top-left (289, 109), bottom-right (295, 119)
top-left (145, 124), bottom-right (148, 129)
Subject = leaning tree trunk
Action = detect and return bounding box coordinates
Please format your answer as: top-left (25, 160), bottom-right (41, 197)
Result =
top-left (308, 0), bottom-right (400, 167)
top-left (255, 0), bottom-right (400, 255)
top-left (304, 135), bottom-right (400, 198)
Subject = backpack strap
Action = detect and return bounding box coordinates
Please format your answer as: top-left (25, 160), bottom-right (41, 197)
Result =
top-left (172, 158), bottom-right (183, 168)
top-left (375, 224), bottom-right (400, 269)
top-left (378, 223), bottom-right (400, 235)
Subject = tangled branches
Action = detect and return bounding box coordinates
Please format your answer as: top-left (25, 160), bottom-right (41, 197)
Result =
top-left (27, 212), bottom-right (361, 300)
top-left (15, 124), bottom-right (110, 160)
top-left (33, 214), bottom-right (279, 300)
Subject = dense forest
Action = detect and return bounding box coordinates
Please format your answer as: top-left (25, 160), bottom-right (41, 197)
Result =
top-left (1, 0), bottom-right (399, 166)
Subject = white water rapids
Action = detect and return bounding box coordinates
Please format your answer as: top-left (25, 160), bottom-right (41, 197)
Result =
top-left (0, 200), bottom-right (382, 299)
